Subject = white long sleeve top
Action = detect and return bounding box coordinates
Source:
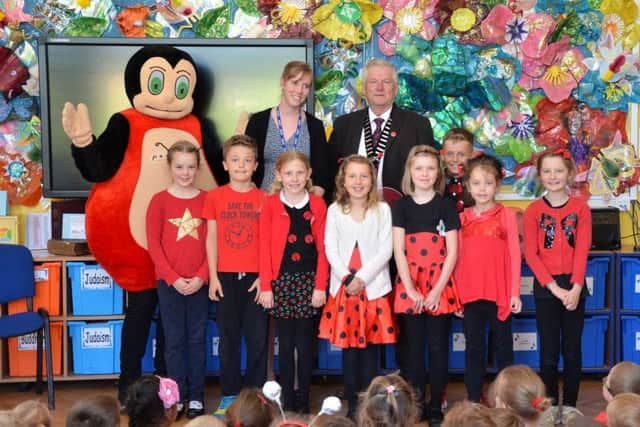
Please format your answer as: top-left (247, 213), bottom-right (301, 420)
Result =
top-left (324, 201), bottom-right (393, 299)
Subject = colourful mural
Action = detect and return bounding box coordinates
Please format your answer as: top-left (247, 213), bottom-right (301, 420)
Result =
top-left (1, 0), bottom-right (639, 205)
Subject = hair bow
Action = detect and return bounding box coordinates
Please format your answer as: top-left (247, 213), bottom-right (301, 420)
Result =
top-left (552, 148), bottom-right (572, 160)
top-left (532, 396), bottom-right (544, 410)
top-left (157, 376), bottom-right (180, 410)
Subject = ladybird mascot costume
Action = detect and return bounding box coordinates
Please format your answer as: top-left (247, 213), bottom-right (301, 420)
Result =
top-left (61, 46), bottom-right (225, 404)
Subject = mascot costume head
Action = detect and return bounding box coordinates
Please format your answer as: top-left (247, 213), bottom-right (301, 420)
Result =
top-left (62, 46), bottom-right (224, 292)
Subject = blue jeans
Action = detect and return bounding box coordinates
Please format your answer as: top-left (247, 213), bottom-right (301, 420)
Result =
top-left (157, 280), bottom-right (208, 402)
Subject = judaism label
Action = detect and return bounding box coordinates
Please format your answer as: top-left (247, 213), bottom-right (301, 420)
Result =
top-left (81, 267), bottom-right (112, 290)
top-left (18, 332), bottom-right (42, 351)
top-left (211, 336), bottom-right (220, 356)
top-left (586, 277), bottom-right (594, 296)
top-left (81, 326), bottom-right (113, 349)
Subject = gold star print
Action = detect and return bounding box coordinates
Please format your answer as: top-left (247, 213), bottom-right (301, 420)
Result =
top-left (168, 208), bottom-right (203, 241)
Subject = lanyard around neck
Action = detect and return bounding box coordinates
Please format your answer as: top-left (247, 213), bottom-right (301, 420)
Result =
top-left (276, 106), bottom-right (302, 152)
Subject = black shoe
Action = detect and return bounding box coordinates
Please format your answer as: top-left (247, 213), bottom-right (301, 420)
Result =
top-left (428, 407), bottom-right (444, 427)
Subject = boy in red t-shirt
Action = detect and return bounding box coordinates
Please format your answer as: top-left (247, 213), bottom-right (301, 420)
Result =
top-left (204, 135), bottom-right (267, 417)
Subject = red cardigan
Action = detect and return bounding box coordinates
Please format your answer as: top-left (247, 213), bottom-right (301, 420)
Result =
top-left (523, 197), bottom-right (591, 287)
top-left (259, 193), bottom-right (329, 292)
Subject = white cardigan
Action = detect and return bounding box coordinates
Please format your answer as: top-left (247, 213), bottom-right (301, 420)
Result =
top-left (324, 202), bottom-right (393, 300)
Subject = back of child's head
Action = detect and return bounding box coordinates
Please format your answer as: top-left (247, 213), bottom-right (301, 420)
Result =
top-left (66, 395), bottom-right (120, 427)
top-left (606, 393), bottom-right (640, 427)
top-left (186, 415), bottom-right (227, 427)
top-left (334, 154), bottom-right (379, 211)
top-left (0, 410), bottom-right (25, 427)
top-left (311, 414), bottom-right (356, 427)
top-left (400, 145), bottom-right (444, 195)
top-left (535, 149), bottom-right (577, 184)
top-left (11, 400), bottom-right (51, 427)
top-left (272, 151), bottom-right (313, 193)
top-left (607, 361), bottom-right (640, 396)
top-left (443, 128), bottom-right (474, 146)
top-left (223, 134), bottom-right (258, 160)
top-left (167, 140), bottom-right (201, 166)
top-left (465, 153), bottom-right (503, 184)
top-left (490, 365), bottom-right (551, 422)
top-left (442, 401), bottom-right (496, 427)
top-left (358, 373), bottom-right (417, 427)
top-left (486, 408), bottom-right (524, 427)
top-left (127, 375), bottom-right (179, 427)
top-left (225, 388), bottom-right (276, 427)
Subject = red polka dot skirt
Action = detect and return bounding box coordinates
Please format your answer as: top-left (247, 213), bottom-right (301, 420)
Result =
top-left (393, 232), bottom-right (462, 315)
top-left (318, 242), bottom-right (396, 348)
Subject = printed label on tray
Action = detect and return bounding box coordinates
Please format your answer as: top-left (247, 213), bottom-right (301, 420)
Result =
top-left (18, 332), bottom-right (41, 351)
top-left (586, 277), bottom-right (594, 296)
top-left (274, 337), bottom-right (279, 356)
top-left (636, 332), bottom-right (640, 352)
top-left (81, 326), bottom-right (113, 349)
top-left (211, 336), bottom-right (219, 356)
top-left (635, 274), bottom-right (640, 294)
top-left (330, 343), bottom-right (341, 352)
top-left (452, 332), bottom-right (466, 352)
top-left (520, 276), bottom-right (534, 295)
top-left (81, 267), bottom-right (112, 290)
top-left (513, 332), bottom-right (537, 351)
top-left (34, 268), bottom-right (49, 282)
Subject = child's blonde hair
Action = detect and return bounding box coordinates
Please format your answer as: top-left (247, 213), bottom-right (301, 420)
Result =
top-left (66, 395), bottom-right (120, 427)
top-left (490, 365), bottom-right (551, 422)
top-left (535, 149), bottom-right (577, 186)
top-left (224, 134), bottom-right (258, 160)
top-left (442, 128), bottom-right (474, 146)
top-left (167, 140), bottom-right (201, 167)
top-left (1, 401), bottom-right (51, 427)
top-left (400, 145), bottom-right (444, 195)
top-left (224, 388), bottom-right (276, 427)
top-left (358, 373), bottom-right (417, 427)
top-left (606, 361), bottom-right (640, 396)
top-left (606, 393), bottom-right (640, 427)
top-left (334, 155), bottom-right (379, 213)
top-left (442, 401), bottom-right (496, 427)
top-left (271, 151), bottom-right (313, 193)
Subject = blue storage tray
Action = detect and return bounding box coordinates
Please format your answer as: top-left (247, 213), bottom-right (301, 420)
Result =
top-left (206, 320), bottom-right (246, 374)
top-left (68, 320), bottom-right (123, 374)
top-left (512, 317), bottom-right (540, 368)
top-left (520, 263), bottom-right (536, 311)
top-left (318, 339), bottom-right (342, 370)
top-left (621, 316), bottom-right (640, 363)
top-left (584, 257), bottom-right (608, 310)
top-left (621, 257), bottom-right (640, 310)
top-left (141, 321), bottom-right (157, 373)
top-left (67, 262), bottom-right (124, 315)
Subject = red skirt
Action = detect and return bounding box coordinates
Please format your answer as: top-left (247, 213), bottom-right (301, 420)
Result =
top-left (393, 232), bottom-right (462, 315)
top-left (318, 287), bottom-right (397, 349)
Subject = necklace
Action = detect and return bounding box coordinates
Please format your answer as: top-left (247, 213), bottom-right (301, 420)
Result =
top-left (276, 106), bottom-right (302, 152)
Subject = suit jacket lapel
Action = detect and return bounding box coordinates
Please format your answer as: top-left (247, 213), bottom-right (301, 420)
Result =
top-left (387, 104), bottom-right (403, 152)
top-left (345, 109), bottom-right (367, 154)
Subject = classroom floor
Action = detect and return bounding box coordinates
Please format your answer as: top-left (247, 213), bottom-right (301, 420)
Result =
top-left (0, 375), bottom-right (606, 426)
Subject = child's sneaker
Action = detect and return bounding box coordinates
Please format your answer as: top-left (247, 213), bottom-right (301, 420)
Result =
top-left (187, 400), bottom-right (205, 418)
top-left (214, 395), bottom-right (236, 419)
top-left (176, 402), bottom-right (185, 420)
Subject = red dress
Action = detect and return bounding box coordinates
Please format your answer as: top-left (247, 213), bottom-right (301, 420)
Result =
top-left (318, 243), bottom-right (396, 349)
top-left (393, 231), bottom-right (462, 315)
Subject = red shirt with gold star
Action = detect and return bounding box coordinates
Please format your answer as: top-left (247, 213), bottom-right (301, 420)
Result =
top-left (146, 190), bottom-right (208, 285)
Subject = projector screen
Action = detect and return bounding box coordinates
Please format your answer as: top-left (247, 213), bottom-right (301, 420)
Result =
top-left (39, 37), bottom-right (314, 197)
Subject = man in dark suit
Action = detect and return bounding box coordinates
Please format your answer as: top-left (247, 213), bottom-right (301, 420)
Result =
top-left (327, 58), bottom-right (436, 199)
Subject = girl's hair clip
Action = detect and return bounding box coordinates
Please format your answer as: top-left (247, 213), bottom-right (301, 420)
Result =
top-left (532, 396), bottom-right (544, 410)
top-left (263, 381), bottom-right (286, 421)
top-left (385, 385), bottom-right (396, 395)
top-left (234, 422), bottom-right (242, 427)
top-left (156, 376), bottom-right (180, 410)
top-left (552, 148), bottom-right (572, 160)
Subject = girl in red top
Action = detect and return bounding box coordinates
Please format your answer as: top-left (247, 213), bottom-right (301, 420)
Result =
top-left (392, 145), bottom-right (461, 424)
top-left (455, 154), bottom-right (522, 403)
top-left (524, 150), bottom-right (591, 411)
top-left (258, 151), bottom-right (328, 413)
top-left (146, 141), bottom-right (209, 418)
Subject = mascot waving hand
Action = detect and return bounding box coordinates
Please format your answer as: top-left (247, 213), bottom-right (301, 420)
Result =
top-left (62, 46), bottom-right (225, 404)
